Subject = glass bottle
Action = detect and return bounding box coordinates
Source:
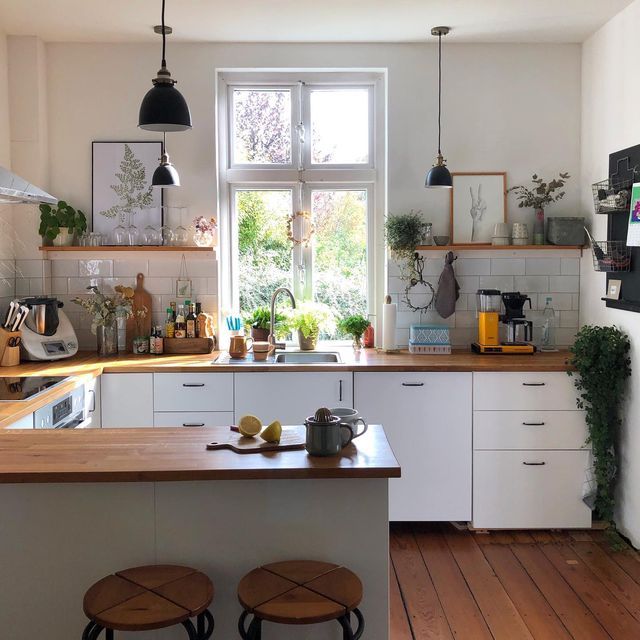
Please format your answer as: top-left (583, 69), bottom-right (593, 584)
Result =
top-left (165, 308), bottom-right (175, 338)
top-left (363, 315), bottom-right (375, 348)
top-left (186, 302), bottom-right (197, 338)
top-left (195, 302), bottom-right (202, 338)
top-left (154, 326), bottom-right (164, 355)
top-left (175, 305), bottom-right (186, 338)
top-left (540, 297), bottom-right (556, 351)
top-left (149, 326), bottom-right (157, 355)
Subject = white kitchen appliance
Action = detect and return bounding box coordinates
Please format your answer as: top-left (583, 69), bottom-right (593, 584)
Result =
top-left (20, 297), bottom-right (78, 361)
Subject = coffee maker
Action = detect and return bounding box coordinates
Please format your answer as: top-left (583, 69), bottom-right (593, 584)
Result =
top-left (472, 289), bottom-right (536, 355)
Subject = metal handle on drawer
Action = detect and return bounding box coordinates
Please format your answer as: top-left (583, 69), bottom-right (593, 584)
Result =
top-left (182, 383), bottom-right (205, 388)
top-left (402, 382), bottom-right (424, 387)
top-left (523, 461), bottom-right (546, 466)
top-left (339, 379), bottom-right (343, 402)
top-left (183, 422), bottom-right (205, 427)
top-left (522, 382), bottom-right (546, 387)
top-left (522, 421), bottom-right (546, 426)
top-left (88, 389), bottom-right (96, 413)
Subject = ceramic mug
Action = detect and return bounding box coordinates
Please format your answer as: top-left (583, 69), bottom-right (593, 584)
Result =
top-left (229, 335), bottom-right (253, 359)
top-left (305, 415), bottom-right (353, 457)
top-left (252, 341), bottom-right (271, 361)
top-left (330, 407), bottom-right (368, 441)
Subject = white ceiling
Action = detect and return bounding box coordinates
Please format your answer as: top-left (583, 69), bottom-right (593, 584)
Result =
top-left (0, 0), bottom-right (633, 44)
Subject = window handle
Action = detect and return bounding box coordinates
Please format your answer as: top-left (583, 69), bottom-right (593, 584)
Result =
top-left (183, 422), bottom-right (205, 427)
top-left (402, 382), bottom-right (424, 387)
top-left (339, 379), bottom-right (343, 402)
top-left (183, 383), bottom-right (205, 388)
top-left (522, 382), bottom-right (545, 387)
top-left (522, 422), bottom-right (545, 426)
top-left (523, 461), bottom-right (546, 466)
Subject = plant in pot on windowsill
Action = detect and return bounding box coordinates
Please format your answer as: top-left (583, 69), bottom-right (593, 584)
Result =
top-left (507, 172), bottom-right (570, 245)
top-left (39, 200), bottom-right (87, 247)
top-left (287, 302), bottom-right (336, 351)
top-left (568, 325), bottom-right (631, 542)
top-left (244, 306), bottom-right (286, 342)
top-left (338, 314), bottom-right (371, 351)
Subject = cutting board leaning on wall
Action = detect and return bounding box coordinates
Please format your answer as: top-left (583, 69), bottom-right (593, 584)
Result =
top-left (126, 273), bottom-right (152, 351)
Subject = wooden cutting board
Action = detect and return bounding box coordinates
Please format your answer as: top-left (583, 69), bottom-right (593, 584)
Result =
top-left (206, 426), bottom-right (306, 454)
top-left (126, 273), bottom-right (152, 351)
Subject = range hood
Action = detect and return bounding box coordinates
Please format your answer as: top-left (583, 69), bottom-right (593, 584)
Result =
top-left (0, 166), bottom-right (57, 205)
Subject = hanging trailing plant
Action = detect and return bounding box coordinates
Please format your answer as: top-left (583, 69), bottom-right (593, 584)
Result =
top-left (385, 210), bottom-right (431, 282)
top-left (568, 325), bottom-right (631, 525)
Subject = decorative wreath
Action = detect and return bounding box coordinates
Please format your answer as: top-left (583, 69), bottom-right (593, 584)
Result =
top-left (287, 210), bottom-right (315, 247)
top-left (403, 253), bottom-right (435, 312)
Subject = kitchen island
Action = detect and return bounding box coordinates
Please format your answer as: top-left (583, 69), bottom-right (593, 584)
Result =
top-left (0, 425), bottom-right (399, 639)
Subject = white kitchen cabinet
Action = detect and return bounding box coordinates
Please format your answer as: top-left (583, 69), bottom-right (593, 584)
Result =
top-left (101, 373), bottom-right (154, 428)
top-left (355, 372), bottom-right (472, 522)
top-left (234, 372), bottom-right (353, 425)
top-left (153, 411), bottom-right (234, 427)
top-left (6, 413), bottom-right (34, 429)
top-left (84, 376), bottom-right (101, 428)
top-left (154, 373), bottom-right (233, 412)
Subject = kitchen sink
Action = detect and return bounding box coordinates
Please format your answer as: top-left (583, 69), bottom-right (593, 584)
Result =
top-left (213, 351), bottom-right (342, 365)
top-left (274, 351), bottom-right (341, 364)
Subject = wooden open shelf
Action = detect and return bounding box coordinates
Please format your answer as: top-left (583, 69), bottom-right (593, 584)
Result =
top-left (417, 244), bottom-right (583, 253)
top-left (39, 245), bottom-right (215, 252)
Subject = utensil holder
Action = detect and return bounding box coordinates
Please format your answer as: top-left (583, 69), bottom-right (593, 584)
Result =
top-left (0, 328), bottom-right (21, 367)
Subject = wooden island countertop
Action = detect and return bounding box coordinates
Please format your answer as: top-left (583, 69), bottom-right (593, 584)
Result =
top-left (0, 424), bottom-right (400, 483)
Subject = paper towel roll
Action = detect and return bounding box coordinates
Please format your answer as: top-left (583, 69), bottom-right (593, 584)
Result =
top-left (382, 297), bottom-right (397, 352)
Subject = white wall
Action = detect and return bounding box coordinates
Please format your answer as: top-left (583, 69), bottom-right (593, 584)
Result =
top-left (582, 0), bottom-right (640, 547)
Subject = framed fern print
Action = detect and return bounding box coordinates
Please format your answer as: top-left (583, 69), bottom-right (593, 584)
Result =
top-left (92, 141), bottom-right (163, 242)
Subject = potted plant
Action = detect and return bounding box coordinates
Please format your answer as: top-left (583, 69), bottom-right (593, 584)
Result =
top-left (385, 210), bottom-right (430, 279)
top-left (338, 314), bottom-right (371, 350)
top-left (507, 172), bottom-right (570, 245)
top-left (244, 306), bottom-right (285, 342)
top-left (287, 302), bottom-right (336, 351)
top-left (39, 200), bottom-right (87, 247)
top-left (568, 325), bottom-right (631, 532)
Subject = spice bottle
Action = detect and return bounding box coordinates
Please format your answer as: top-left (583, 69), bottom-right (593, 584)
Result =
top-left (165, 308), bottom-right (175, 338)
top-left (175, 305), bottom-right (186, 338)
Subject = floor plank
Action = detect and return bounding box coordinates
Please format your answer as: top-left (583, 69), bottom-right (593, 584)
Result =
top-left (390, 528), bottom-right (453, 639)
top-left (482, 544), bottom-right (572, 640)
top-left (511, 532), bottom-right (536, 544)
top-left (530, 531), bottom-right (554, 544)
top-left (541, 543), bottom-right (640, 640)
top-left (598, 543), bottom-right (640, 584)
top-left (569, 530), bottom-right (594, 542)
top-left (511, 543), bottom-right (610, 640)
top-left (390, 562), bottom-right (414, 640)
top-left (443, 530), bottom-right (533, 639)
top-left (414, 529), bottom-right (492, 640)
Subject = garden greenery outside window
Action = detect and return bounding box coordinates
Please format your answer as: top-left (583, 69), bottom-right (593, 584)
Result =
top-left (218, 71), bottom-right (385, 341)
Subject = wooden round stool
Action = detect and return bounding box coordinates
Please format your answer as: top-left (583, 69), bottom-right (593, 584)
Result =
top-left (237, 560), bottom-right (364, 639)
top-left (82, 564), bottom-right (214, 640)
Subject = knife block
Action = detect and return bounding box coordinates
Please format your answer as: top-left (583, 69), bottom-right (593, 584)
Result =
top-left (0, 328), bottom-right (21, 367)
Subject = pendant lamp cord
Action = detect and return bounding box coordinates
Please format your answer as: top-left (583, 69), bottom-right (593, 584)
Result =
top-left (161, 0), bottom-right (167, 68)
top-left (437, 31), bottom-right (442, 156)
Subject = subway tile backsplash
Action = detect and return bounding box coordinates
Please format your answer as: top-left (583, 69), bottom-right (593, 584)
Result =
top-left (389, 249), bottom-right (581, 348)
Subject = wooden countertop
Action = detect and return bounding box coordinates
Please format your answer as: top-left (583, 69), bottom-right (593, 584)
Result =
top-left (0, 349), bottom-right (573, 429)
top-left (0, 425), bottom-right (400, 483)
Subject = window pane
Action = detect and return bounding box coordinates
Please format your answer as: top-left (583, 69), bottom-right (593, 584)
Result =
top-left (237, 190), bottom-right (293, 314)
top-left (312, 190), bottom-right (368, 329)
top-left (233, 90), bottom-right (291, 164)
top-left (310, 89), bottom-right (369, 164)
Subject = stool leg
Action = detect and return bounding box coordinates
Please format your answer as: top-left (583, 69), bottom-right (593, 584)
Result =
top-left (337, 615), bottom-right (354, 640)
top-left (86, 624), bottom-right (105, 640)
top-left (181, 619), bottom-right (198, 640)
top-left (238, 610), bottom-right (250, 640)
top-left (105, 630), bottom-right (114, 640)
top-left (81, 621), bottom-right (96, 640)
top-left (247, 616), bottom-right (262, 640)
top-left (200, 609), bottom-right (215, 640)
top-left (352, 608), bottom-right (365, 640)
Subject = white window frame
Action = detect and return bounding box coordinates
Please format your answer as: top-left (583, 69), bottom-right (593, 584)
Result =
top-left (216, 69), bottom-right (387, 345)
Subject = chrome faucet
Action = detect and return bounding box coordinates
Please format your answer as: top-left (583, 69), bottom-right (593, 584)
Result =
top-left (269, 287), bottom-right (296, 350)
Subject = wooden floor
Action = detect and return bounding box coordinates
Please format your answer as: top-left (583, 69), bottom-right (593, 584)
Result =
top-left (390, 523), bottom-right (640, 640)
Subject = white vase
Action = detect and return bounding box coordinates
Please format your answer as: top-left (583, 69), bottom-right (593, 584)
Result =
top-left (52, 228), bottom-right (74, 247)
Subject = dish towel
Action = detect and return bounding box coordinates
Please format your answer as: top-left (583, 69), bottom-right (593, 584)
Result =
top-left (434, 251), bottom-right (460, 318)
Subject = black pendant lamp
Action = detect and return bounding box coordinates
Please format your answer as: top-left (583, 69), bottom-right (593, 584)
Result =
top-left (152, 134), bottom-right (180, 187)
top-left (425, 26), bottom-right (452, 189)
top-left (139, 0), bottom-right (192, 132)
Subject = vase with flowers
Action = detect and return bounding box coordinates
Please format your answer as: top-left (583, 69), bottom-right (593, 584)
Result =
top-left (193, 216), bottom-right (218, 247)
top-left (132, 306), bottom-right (150, 354)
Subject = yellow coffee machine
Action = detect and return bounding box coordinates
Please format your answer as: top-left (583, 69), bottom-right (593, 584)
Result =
top-left (472, 289), bottom-right (536, 354)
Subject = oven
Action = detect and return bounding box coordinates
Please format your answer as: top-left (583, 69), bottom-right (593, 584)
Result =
top-left (34, 385), bottom-right (90, 429)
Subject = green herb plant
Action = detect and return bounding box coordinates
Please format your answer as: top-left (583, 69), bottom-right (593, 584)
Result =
top-left (385, 210), bottom-right (429, 264)
top-left (244, 306), bottom-right (287, 339)
top-left (507, 172), bottom-right (570, 210)
top-left (287, 302), bottom-right (336, 339)
top-left (338, 315), bottom-right (370, 341)
top-left (568, 325), bottom-right (631, 529)
top-left (39, 201), bottom-right (87, 241)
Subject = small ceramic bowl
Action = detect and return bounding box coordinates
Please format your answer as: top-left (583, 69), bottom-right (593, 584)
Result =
top-left (433, 236), bottom-right (450, 246)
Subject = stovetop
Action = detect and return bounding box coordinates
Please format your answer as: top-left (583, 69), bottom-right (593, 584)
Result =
top-left (0, 376), bottom-right (70, 402)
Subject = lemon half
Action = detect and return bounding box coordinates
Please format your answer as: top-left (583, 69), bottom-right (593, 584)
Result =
top-left (238, 414), bottom-right (262, 438)
top-left (260, 420), bottom-right (282, 443)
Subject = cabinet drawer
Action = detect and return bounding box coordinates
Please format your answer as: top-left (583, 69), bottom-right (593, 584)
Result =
top-left (154, 373), bottom-right (233, 412)
top-left (474, 411), bottom-right (588, 450)
top-left (473, 450), bottom-right (592, 529)
top-left (154, 412), bottom-right (234, 427)
top-left (473, 372), bottom-right (577, 411)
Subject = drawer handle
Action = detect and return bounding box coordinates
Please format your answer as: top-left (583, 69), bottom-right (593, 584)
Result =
top-left (523, 461), bottom-right (546, 466)
top-left (339, 379), bottom-right (343, 402)
top-left (402, 382), bottom-right (424, 387)
top-left (522, 382), bottom-right (546, 387)
top-left (183, 383), bottom-right (205, 388)
top-left (183, 422), bottom-right (205, 427)
top-left (522, 422), bottom-right (546, 426)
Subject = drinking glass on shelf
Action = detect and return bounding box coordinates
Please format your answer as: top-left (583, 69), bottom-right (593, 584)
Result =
top-left (161, 225), bottom-right (175, 246)
top-left (142, 225), bottom-right (161, 246)
top-left (173, 225), bottom-right (189, 246)
top-left (127, 225), bottom-right (140, 246)
top-left (90, 232), bottom-right (103, 247)
top-left (112, 224), bottom-right (127, 246)
top-left (77, 231), bottom-right (90, 247)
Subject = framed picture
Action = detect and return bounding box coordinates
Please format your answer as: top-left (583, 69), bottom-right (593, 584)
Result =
top-left (92, 141), bottom-right (163, 241)
top-left (606, 279), bottom-right (622, 300)
top-left (450, 172), bottom-right (507, 244)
